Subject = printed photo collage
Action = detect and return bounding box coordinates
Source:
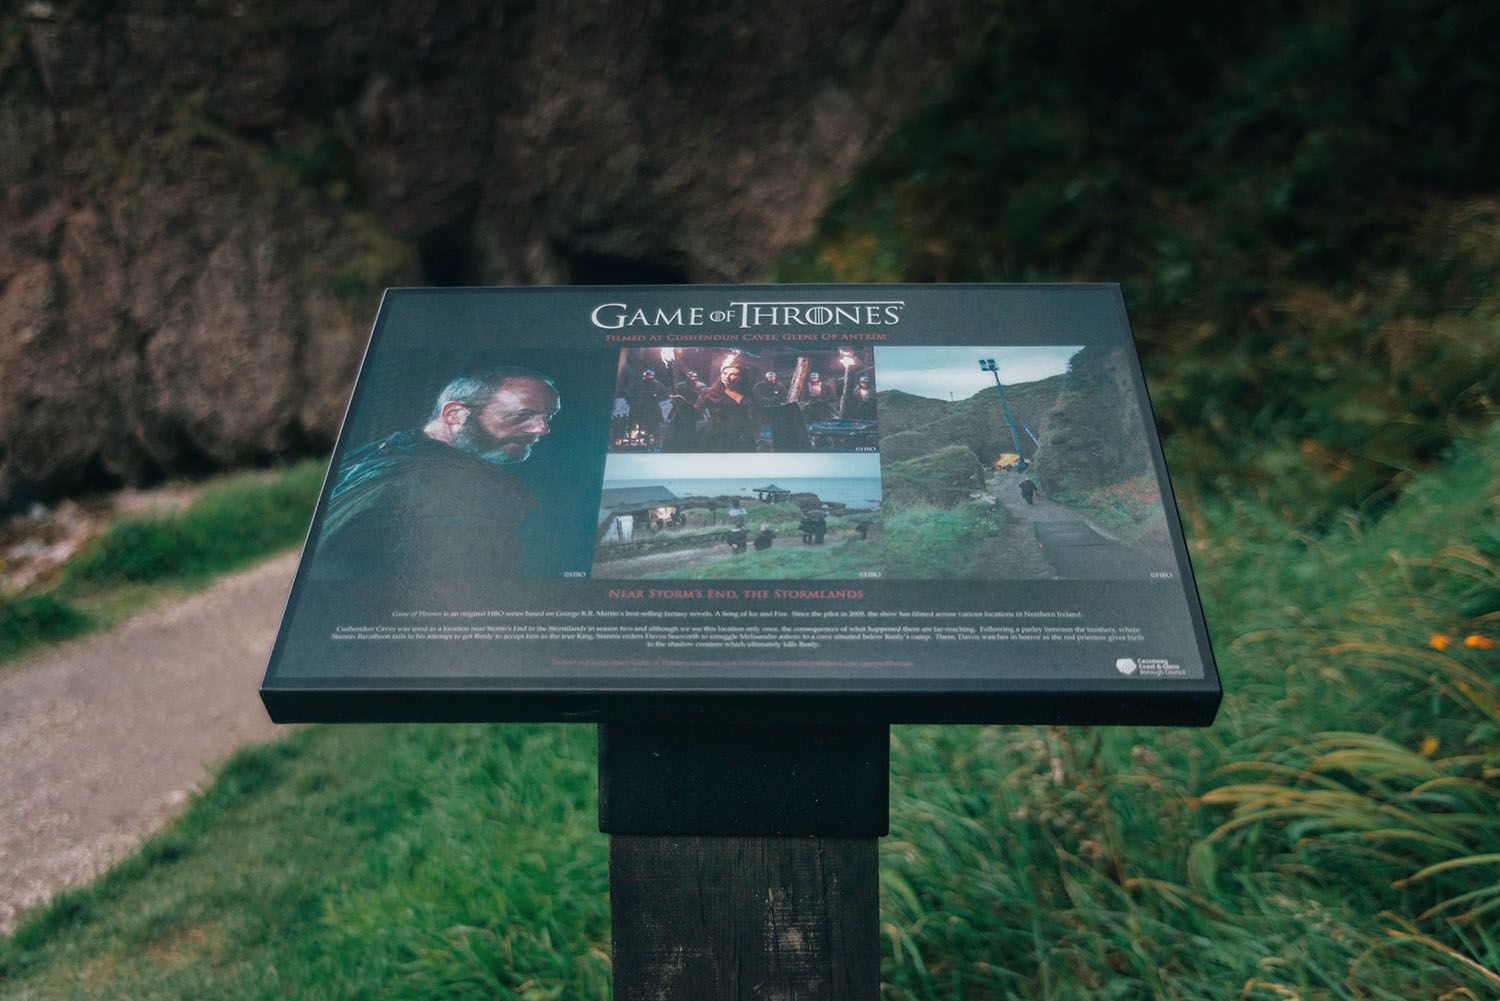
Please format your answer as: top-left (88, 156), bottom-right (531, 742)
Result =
top-left (596, 344), bottom-right (881, 582)
top-left (313, 341), bottom-right (1179, 586)
top-left (593, 343), bottom-right (1176, 582)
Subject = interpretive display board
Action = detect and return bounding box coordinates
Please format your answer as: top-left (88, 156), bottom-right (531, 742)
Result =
top-left (260, 285), bottom-right (1220, 725)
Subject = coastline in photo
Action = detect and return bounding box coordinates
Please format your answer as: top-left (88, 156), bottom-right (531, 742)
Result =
top-left (592, 452), bottom-right (884, 580)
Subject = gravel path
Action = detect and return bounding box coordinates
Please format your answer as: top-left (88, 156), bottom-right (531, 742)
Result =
top-left (972, 470), bottom-right (1125, 578)
top-left (0, 552), bottom-right (296, 934)
top-left (974, 470), bottom-right (1172, 579)
top-left (972, 472), bottom-right (1062, 578)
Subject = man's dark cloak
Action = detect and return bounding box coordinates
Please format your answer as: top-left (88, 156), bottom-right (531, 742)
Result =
top-left (315, 431), bottom-right (537, 595)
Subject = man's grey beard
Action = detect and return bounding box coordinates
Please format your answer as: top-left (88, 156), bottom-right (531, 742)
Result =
top-left (455, 422), bottom-right (531, 465)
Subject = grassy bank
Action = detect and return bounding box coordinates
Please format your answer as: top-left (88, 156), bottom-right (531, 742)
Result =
top-left (1049, 473), bottom-right (1171, 547)
top-left (644, 526), bottom-right (879, 580)
top-left (0, 724), bottom-right (609, 1000)
top-left (0, 460), bottom-right (326, 662)
top-left (883, 502), bottom-right (1006, 579)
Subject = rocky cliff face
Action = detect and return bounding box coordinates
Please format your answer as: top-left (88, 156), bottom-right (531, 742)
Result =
top-left (0, 0), bottom-right (982, 509)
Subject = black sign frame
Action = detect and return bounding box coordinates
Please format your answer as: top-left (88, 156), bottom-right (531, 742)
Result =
top-left (260, 284), bottom-right (1221, 726)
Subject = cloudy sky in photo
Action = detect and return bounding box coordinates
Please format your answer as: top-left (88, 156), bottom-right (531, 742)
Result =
top-left (873, 346), bottom-right (1082, 401)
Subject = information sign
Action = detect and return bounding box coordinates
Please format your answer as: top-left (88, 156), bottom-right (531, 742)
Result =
top-left (260, 285), bottom-right (1220, 725)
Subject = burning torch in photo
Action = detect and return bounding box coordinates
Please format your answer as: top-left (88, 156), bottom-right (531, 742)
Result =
top-left (660, 346), bottom-right (678, 396)
top-left (837, 349), bottom-right (857, 418)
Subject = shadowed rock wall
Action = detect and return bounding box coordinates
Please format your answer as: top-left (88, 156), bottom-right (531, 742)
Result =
top-left (0, 0), bottom-right (982, 509)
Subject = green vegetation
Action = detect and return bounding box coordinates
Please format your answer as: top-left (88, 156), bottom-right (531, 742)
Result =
top-left (737, 500), bottom-right (807, 527)
top-left (1030, 345), bottom-right (1151, 497)
top-left (881, 445), bottom-right (988, 508)
top-left (10, 430), bottom-right (1491, 997)
top-left (595, 500), bottom-right (830, 561)
top-left (883, 502), bottom-right (1005, 579)
top-left (0, 724), bottom-right (609, 1000)
top-left (645, 530), bottom-right (880, 580)
top-left (1049, 473), bottom-right (1170, 548)
top-left (773, 1), bottom-right (1500, 991)
top-left (779, 0), bottom-right (1500, 520)
top-left (0, 594), bottom-right (91, 661)
top-left (64, 462), bottom-right (325, 587)
top-left (879, 345), bottom-right (1167, 548)
top-left (878, 381), bottom-right (1061, 465)
top-left (0, 460), bottom-right (325, 662)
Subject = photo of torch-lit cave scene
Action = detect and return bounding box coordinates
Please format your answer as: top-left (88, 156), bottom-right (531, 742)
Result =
top-left (591, 452), bottom-right (884, 580)
top-left (608, 345), bottom-right (877, 453)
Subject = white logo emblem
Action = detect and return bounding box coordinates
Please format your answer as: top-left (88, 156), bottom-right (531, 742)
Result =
top-left (1115, 658), bottom-right (1138, 675)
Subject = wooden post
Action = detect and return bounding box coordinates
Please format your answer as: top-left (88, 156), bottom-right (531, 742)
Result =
top-left (599, 724), bottom-right (888, 1000)
top-left (610, 836), bottom-right (878, 1000)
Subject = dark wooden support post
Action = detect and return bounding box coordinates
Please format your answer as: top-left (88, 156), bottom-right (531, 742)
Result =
top-left (599, 723), bottom-right (888, 1001)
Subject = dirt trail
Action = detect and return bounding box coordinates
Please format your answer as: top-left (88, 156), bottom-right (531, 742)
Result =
top-left (973, 470), bottom-right (1180, 579)
top-left (968, 473), bottom-right (1055, 578)
top-left (0, 552), bottom-right (296, 934)
top-left (969, 471), bottom-right (1088, 577)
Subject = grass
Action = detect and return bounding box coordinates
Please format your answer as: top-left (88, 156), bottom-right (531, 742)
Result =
top-left (869, 421), bottom-right (1500, 998)
top-left (1049, 474), bottom-right (1171, 547)
top-left (881, 445), bottom-right (989, 509)
top-left (0, 724), bottom-right (609, 1000)
top-left (0, 460), bottom-right (326, 662)
top-left (643, 527), bottom-right (880, 580)
top-left (596, 501), bottom-right (876, 572)
top-left (63, 461), bottom-right (326, 587)
top-left (882, 502), bottom-right (1006, 579)
top-left (1182, 426), bottom-right (1500, 990)
top-left (0, 594), bottom-right (92, 661)
top-left (596, 500), bottom-right (810, 553)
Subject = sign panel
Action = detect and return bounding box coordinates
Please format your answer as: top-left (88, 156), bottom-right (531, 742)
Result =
top-left (260, 285), bottom-right (1220, 725)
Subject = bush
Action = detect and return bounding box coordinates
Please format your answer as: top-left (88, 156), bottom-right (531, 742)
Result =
top-left (0, 594), bottom-right (91, 659)
top-left (881, 446), bottom-right (988, 509)
top-left (65, 462), bottom-right (325, 588)
top-left (883, 502), bottom-right (1004, 578)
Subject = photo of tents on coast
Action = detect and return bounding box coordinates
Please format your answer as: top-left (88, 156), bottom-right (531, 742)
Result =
top-left (874, 345), bottom-right (1178, 580)
top-left (591, 452), bottom-right (883, 580)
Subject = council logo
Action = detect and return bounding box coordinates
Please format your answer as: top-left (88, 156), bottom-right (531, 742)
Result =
top-left (1115, 657), bottom-right (1138, 675)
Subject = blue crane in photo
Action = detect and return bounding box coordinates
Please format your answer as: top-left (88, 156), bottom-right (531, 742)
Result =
top-left (979, 358), bottom-right (1036, 469)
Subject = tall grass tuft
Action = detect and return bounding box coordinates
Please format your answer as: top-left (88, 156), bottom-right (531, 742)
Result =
top-left (882, 501), bottom-right (1005, 579)
top-left (64, 461), bottom-right (327, 589)
top-left (0, 593), bottom-right (91, 659)
top-left (1197, 425), bottom-right (1500, 991)
top-left (0, 461), bottom-right (327, 663)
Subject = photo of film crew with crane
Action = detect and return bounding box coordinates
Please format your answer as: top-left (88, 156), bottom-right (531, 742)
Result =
top-left (874, 345), bottom-right (1177, 580)
top-left (608, 345), bottom-right (876, 453)
top-left (593, 345), bottom-right (883, 579)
